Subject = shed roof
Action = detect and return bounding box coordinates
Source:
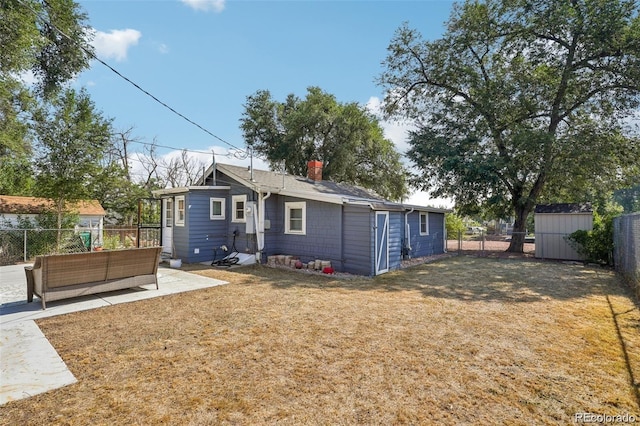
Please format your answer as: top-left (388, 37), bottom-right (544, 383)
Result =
top-left (0, 195), bottom-right (106, 216)
top-left (534, 203), bottom-right (593, 214)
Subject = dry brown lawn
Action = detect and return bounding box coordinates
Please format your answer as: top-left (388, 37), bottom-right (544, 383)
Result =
top-left (3, 255), bottom-right (640, 425)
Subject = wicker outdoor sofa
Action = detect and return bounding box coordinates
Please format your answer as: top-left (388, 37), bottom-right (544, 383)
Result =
top-left (25, 246), bottom-right (162, 309)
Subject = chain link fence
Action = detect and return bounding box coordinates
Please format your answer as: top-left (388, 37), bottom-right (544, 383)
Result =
top-left (446, 230), bottom-right (585, 260)
top-left (0, 227), bottom-right (160, 266)
top-left (613, 213), bottom-right (640, 297)
top-left (446, 231), bottom-right (536, 256)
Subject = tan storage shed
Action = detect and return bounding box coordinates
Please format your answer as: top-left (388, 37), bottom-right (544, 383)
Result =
top-left (534, 203), bottom-right (593, 261)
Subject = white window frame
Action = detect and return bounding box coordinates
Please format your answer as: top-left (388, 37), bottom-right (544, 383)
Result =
top-left (164, 198), bottom-right (173, 227)
top-left (210, 197), bottom-right (225, 220)
top-left (285, 202), bottom-right (306, 235)
top-left (420, 212), bottom-right (429, 235)
top-left (175, 196), bottom-right (185, 227)
top-left (232, 194), bottom-right (247, 223)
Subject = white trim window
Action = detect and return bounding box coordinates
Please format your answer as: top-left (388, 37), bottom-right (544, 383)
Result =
top-left (175, 196), bottom-right (185, 226)
top-left (232, 194), bottom-right (246, 223)
top-left (420, 212), bottom-right (429, 235)
top-left (285, 202), bottom-right (306, 235)
top-left (164, 198), bottom-right (173, 227)
top-left (210, 197), bottom-right (225, 220)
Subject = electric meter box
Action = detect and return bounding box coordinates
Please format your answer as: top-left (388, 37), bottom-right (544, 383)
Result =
top-left (245, 201), bottom-right (257, 234)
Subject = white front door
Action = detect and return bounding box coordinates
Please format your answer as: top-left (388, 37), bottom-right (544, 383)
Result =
top-left (162, 198), bottom-right (173, 255)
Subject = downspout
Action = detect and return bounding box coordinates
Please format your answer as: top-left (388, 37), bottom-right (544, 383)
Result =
top-left (256, 191), bottom-right (271, 262)
top-left (404, 208), bottom-right (414, 257)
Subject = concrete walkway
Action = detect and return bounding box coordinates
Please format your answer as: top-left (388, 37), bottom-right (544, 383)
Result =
top-left (0, 263), bottom-right (228, 405)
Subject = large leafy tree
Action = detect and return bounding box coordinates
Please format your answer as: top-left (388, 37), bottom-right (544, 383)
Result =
top-left (240, 87), bottom-right (408, 201)
top-left (1, 0), bottom-right (92, 194)
top-left (0, 0), bottom-right (92, 194)
top-left (378, 0), bottom-right (640, 252)
top-left (0, 0), bottom-right (92, 98)
top-left (32, 88), bottom-right (112, 230)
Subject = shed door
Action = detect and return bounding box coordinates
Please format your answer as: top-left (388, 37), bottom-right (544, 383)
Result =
top-left (375, 211), bottom-right (389, 275)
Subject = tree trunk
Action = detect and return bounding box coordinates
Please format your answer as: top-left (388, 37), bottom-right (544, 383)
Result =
top-left (506, 204), bottom-right (530, 253)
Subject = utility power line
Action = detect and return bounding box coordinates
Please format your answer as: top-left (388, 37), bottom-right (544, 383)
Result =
top-left (19, 0), bottom-right (248, 154)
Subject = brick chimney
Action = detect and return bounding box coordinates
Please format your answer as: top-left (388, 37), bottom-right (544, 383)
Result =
top-left (307, 160), bottom-right (323, 182)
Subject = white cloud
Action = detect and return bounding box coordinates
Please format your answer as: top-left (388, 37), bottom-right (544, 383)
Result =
top-left (181, 0), bottom-right (225, 13)
top-left (91, 29), bottom-right (142, 62)
top-left (157, 43), bottom-right (170, 54)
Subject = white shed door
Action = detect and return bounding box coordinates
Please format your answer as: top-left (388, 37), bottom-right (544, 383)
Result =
top-left (375, 211), bottom-right (389, 275)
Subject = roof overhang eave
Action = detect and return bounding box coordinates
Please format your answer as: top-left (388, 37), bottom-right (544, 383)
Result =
top-left (152, 186), bottom-right (231, 196)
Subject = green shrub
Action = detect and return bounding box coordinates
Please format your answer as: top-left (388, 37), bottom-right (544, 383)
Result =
top-left (102, 234), bottom-right (122, 250)
top-left (566, 212), bottom-right (614, 265)
top-left (446, 213), bottom-right (466, 238)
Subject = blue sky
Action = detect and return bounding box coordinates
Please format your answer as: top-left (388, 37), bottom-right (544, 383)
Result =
top-left (77, 0), bottom-right (456, 206)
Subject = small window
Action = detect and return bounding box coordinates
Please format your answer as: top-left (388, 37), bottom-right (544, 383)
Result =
top-left (285, 202), bottom-right (306, 235)
top-left (420, 212), bottom-right (429, 235)
top-left (210, 198), bottom-right (225, 220)
top-left (175, 196), bottom-right (185, 226)
top-left (164, 198), bottom-right (173, 227)
top-left (232, 195), bottom-right (246, 223)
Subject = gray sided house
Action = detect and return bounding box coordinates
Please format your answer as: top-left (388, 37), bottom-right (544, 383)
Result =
top-left (152, 161), bottom-right (448, 276)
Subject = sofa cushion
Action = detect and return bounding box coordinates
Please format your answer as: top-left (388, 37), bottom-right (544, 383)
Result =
top-left (45, 252), bottom-right (109, 289)
top-left (106, 248), bottom-right (160, 280)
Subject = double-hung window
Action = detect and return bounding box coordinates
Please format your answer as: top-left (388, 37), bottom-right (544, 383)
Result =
top-left (285, 202), bottom-right (306, 235)
top-left (175, 196), bottom-right (185, 226)
top-left (164, 198), bottom-right (173, 227)
top-left (420, 212), bottom-right (429, 235)
top-left (232, 195), bottom-right (246, 223)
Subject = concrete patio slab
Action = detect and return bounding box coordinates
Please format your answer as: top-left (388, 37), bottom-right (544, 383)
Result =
top-left (1, 320), bottom-right (77, 405)
top-left (0, 263), bottom-right (229, 406)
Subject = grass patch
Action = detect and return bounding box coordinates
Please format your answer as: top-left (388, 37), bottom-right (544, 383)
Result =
top-left (3, 256), bottom-right (640, 424)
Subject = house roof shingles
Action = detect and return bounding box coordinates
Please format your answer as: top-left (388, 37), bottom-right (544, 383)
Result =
top-left (215, 163), bottom-right (386, 202)
top-left (153, 162), bottom-right (450, 213)
top-left (215, 164), bottom-right (449, 213)
top-left (0, 195), bottom-right (105, 216)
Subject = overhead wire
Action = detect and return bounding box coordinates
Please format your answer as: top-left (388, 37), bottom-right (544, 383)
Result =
top-left (18, 0), bottom-right (248, 155)
top-left (125, 139), bottom-right (240, 158)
